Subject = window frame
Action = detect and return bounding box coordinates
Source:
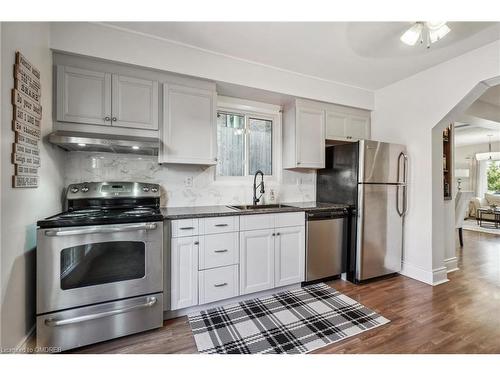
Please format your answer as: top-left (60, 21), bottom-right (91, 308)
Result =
top-left (214, 97), bottom-right (282, 184)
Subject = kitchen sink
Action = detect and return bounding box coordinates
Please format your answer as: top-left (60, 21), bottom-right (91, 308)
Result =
top-left (228, 204), bottom-right (294, 211)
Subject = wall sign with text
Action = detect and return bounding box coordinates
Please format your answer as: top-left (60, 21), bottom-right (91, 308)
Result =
top-left (11, 52), bottom-right (41, 188)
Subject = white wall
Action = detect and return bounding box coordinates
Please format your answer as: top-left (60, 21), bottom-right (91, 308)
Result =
top-left (372, 40), bottom-right (500, 285)
top-left (49, 22), bottom-right (374, 110)
top-left (1, 23), bottom-right (65, 350)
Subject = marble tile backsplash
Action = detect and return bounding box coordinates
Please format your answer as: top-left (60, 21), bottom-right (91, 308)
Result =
top-left (64, 152), bottom-right (316, 207)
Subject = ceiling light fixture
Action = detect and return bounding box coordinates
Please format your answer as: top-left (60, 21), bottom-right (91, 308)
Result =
top-left (132, 146), bottom-right (140, 150)
top-left (476, 135), bottom-right (500, 161)
top-left (78, 143), bottom-right (86, 147)
top-left (400, 22), bottom-right (451, 48)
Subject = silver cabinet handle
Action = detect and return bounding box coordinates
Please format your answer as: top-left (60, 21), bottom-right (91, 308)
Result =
top-left (44, 297), bottom-right (157, 327)
top-left (112, 117), bottom-right (117, 122)
top-left (214, 249), bottom-right (228, 253)
top-left (104, 116), bottom-right (111, 121)
top-left (45, 223), bottom-right (157, 237)
top-left (179, 226), bottom-right (195, 230)
top-left (214, 224), bottom-right (228, 227)
top-left (214, 283), bottom-right (228, 288)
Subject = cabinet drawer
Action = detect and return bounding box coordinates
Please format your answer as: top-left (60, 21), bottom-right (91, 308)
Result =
top-left (239, 214), bottom-right (275, 231)
top-left (199, 265), bottom-right (239, 305)
top-left (171, 219), bottom-right (199, 237)
top-left (199, 232), bottom-right (239, 270)
top-left (200, 216), bottom-right (239, 234)
top-left (275, 212), bottom-right (305, 228)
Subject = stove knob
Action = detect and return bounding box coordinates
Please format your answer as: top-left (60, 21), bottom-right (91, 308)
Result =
top-left (142, 186), bottom-right (150, 192)
top-left (81, 186), bottom-right (89, 193)
top-left (70, 187), bottom-right (79, 193)
top-left (151, 187), bottom-right (158, 193)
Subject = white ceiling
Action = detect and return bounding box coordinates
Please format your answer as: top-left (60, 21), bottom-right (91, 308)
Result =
top-left (456, 85), bottom-right (500, 147)
top-left (477, 84), bottom-right (500, 107)
top-left (105, 22), bottom-right (500, 90)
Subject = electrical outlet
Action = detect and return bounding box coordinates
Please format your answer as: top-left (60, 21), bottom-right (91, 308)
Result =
top-left (184, 176), bottom-right (193, 188)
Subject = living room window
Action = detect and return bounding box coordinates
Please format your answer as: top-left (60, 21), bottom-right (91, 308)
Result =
top-left (487, 160), bottom-right (500, 193)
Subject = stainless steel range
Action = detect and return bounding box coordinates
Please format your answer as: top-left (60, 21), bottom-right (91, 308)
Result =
top-left (36, 182), bottom-right (164, 351)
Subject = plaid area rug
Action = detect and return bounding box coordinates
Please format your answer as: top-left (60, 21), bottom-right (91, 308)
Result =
top-left (188, 283), bottom-right (389, 354)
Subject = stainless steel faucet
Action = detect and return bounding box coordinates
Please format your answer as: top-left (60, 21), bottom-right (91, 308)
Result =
top-left (253, 170), bottom-right (265, 205)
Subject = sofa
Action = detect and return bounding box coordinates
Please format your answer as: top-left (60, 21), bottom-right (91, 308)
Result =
top-left (470, 193), bottom-right (500, 220)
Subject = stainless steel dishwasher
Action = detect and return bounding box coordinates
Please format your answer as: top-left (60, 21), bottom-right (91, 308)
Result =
top-left (305, 209), bottom-right (348, 283)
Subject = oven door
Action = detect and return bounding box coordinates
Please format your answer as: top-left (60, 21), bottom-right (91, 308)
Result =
top-left (37, 221), bottom-right (163, 314)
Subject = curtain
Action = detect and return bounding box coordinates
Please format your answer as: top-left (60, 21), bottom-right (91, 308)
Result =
top-left (470, 158), bottom-right (478, 195)
top-left (476, 159), bottom-right (489, 198)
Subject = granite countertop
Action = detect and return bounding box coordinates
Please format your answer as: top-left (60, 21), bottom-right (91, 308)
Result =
top-left (160, 202), bottom-right (350, 220)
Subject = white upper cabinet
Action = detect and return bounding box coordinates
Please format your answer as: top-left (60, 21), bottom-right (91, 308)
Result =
top-left (56, 66), bottom-right (112, 126)
top-left (283, 99), bottom-right (325, 169)
top-left (160, 83), bottom-right (217, 165)
top-left (111, 74), bottom-right (158, 130)
top-left (56, 65), bottom-right (159, 131)
top-left (325, 107), bottom-right (370, 142)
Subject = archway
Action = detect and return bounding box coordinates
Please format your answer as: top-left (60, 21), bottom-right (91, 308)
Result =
top-left (431, 76), bottom-right (500, 282)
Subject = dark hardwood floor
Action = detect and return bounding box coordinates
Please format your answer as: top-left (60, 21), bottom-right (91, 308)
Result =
top-left (70, 229), bottom-right (500, 354)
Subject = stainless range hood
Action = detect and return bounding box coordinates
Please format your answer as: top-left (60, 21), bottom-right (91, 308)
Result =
top-left (48, 131), bottom-right (159, 156)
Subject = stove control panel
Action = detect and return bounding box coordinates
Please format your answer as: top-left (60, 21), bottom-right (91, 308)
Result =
top-left (66, 182), bottom-right (161, 200)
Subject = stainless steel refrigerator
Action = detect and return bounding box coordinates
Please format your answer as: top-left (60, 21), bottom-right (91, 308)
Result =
top-left (317, 140), bottom-right (408, 282)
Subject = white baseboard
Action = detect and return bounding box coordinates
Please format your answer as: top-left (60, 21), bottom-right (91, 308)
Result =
top-left (432, 267), bottom-right (449, 286)
top-left (15, 324), bottom-right (35, 353)
top-left (400, 262), bottom-right (449, 286)
top-left (444, 257), bottom-right (459, 273)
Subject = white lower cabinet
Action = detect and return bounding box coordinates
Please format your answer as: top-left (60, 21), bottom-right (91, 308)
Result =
top-left (170, 213), bottom-right (305, 310)
top-left (240, 222), bottom-right (305, 296)
top-left (239, 229), bottom-right (275, 295)
top-left (199, 265), bottom-right (239, 305)
top-left (274, 226), bottom-right (305, 287)
top-left (171, 236), bottom-right (199, 310)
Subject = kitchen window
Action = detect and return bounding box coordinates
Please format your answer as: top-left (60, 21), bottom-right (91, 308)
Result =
top-left (216, 110), bottom-right (275, 178)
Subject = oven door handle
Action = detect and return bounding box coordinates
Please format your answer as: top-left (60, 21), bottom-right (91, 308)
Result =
top-left (44, 297), bottom-right (158, 327)
top-left (44, 222), bottom-right (157, 237)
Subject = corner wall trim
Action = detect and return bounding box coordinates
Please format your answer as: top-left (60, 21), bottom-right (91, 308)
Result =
top-left (400, 262), bottom-right (449, 286)
top-left (444, 257), bottom-right (459, 273)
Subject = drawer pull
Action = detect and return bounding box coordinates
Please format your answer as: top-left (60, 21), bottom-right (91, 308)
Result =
top-left (194, 241), bottom-right (199, 245)
top-left (214, 249), bottom-right (228, 253)
top-left (214, 283), bottom-right (228, 288)
top-left (214, 224), bottom-right (229, 227)
top-left (180, 226), bottom-right (195, 230)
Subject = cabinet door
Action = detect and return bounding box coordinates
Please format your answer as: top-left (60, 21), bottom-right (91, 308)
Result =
top-left (161, 84), bottom-right (216, 165)
top-left (275, 226), bottom-right (305, 287)
top-left (111, 74), bottom-right (159, 130)
top-left (171, 236), bottom-right (199, 310)
top-left (296, 106), bottom-right (325, 168)
top-left (240, 229), bottom-right (275, 295)
top-left (56, 66), bottom-right (111, 126)
top-left (348, 115), bottom-right (370, 140)
top-left (326, 110), bottom-right (348, 140)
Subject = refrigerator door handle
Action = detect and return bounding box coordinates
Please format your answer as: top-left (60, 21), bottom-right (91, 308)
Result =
top-left (397, 152), bottom-right (409, 217)
top-left (402, 153), bottom-right (408, 216)
top-left (396, 185), bottom-right (404, 217)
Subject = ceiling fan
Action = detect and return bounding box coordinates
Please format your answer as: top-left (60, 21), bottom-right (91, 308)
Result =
top-left (400, 22), bottom-right (451, 48)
